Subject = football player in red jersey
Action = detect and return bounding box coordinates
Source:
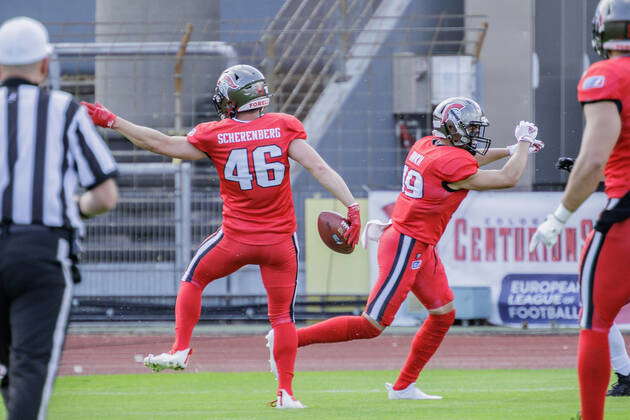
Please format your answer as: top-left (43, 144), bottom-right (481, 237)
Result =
top-left (81, 64), bottom-right (361, 409)
top-left (296, 97), bottom-right (542, 399)
top-left (530, 1), bottom-right (630, 418)
top-left (556, 157), bottom-right (630, 399)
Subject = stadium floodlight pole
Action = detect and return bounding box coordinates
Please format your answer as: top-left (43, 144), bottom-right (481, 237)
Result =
top-left (48, 41), bottom-right (239, 90)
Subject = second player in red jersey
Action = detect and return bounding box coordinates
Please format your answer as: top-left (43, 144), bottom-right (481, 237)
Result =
top-left (391, 136), bottom-right (479, 244)
top-left (83, 64), bottom-right (361, 409)
top-left (296, 97), bottom-right (543, 400)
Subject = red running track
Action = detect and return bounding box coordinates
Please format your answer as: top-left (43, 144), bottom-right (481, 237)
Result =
top-left (58, 334), bottom-right (579, 376)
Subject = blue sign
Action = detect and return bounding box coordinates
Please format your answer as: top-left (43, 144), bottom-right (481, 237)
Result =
top-left (498, 274), bottom-right (580, 325)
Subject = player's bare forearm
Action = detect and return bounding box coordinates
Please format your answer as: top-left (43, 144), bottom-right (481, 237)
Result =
top-left (289, 139), bottom-right (356, 206)
top-left (561, 157), bottom-right (604, 211)
top-left (560, 102), bottom-right (620, 211)
top-left (498, 142), bottom-right (530, 184)
top-left (475, 148), bottom-right (509, 166)
top-left (450, 142), bottom-right (529, 191)
top-left (310, 165), bottom-right (356, 207)
top-left (113, 118), bottom-right (170, 153)
top-left (112, 118), bottom-right (204, 160)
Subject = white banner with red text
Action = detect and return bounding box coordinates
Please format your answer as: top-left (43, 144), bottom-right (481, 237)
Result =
top-left (367, 190), bottom-right (630, 327)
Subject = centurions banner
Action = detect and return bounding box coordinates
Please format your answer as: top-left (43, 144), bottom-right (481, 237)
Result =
top-left (366, 191), bottom-right (630, 327)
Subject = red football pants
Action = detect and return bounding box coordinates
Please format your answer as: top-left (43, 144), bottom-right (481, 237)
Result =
top-left (364, 226), bottom-right (453, 326)
top-left (578, 216), bottom-right (630, 420)
top-left (175, 228), bottom-right (299, 394)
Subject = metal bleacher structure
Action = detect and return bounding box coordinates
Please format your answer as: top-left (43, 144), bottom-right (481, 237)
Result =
top-left (53, 1), bottom-right (488, 322)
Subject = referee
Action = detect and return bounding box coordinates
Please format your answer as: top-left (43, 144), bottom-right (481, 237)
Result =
top-left (0, 17), bottom-right (118, 420)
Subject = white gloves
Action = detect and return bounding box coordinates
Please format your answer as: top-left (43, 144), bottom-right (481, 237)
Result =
top-left (360, 219), bottom-right (392, 248)
top-left (507, 121), bottom-right (543, 155)
top-left (514, 120), bottom-right (538, 143)
top-left (507, 140), bottom-right (545, 155)
top-left (528, 204), bottom-right (574, 252)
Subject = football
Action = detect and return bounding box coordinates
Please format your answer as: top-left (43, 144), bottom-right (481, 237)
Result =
top-left (317, 211), bottom-right (355, 254)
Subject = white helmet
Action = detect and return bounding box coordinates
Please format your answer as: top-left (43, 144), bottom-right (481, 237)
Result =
top-left (0, 17), bottom-right (53, 65)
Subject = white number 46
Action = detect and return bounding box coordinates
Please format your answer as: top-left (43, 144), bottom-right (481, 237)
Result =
top-left (224, 145), bottom-right (285, 190)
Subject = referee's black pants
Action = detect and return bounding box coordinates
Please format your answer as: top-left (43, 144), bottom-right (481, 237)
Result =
top-left (0, 227), bottom-right (75, 420)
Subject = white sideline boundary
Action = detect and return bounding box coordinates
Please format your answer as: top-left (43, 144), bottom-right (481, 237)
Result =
top-left (55, 386), bottom-right (576, 397)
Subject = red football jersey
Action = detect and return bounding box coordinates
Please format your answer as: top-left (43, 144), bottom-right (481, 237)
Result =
top-left (187, 113), bottom-right (307, 244)
top-left (391, 136), bottom-right (478, 244)
top-left (578, 56), bottom-right (630, 198)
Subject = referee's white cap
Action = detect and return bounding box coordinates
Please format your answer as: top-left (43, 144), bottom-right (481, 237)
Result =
top-left (0, 17), bottom-right (53, 65)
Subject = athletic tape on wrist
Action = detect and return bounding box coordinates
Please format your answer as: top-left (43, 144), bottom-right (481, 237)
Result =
top-left (553, 203), bottom-right (573, 223)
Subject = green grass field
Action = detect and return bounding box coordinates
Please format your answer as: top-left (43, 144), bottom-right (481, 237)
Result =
top-left (1, 369), bottom-right (627, 419)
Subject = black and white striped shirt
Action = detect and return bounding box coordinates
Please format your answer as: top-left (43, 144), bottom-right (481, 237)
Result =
top-left (0, 78), bottom-right (117, 235)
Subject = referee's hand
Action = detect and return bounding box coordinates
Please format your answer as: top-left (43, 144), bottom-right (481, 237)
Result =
top-left (81, 102), bottom-right (117, 128)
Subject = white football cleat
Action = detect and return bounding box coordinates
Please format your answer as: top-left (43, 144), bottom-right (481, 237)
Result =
top-left (143, 348), bottom-right (192, 372)
top-left (273, 389), bottom-right (305, 409)
top-left (265, 329), bottom-right (278, 380)
top-left (385, 382), bottom-right (442, 400)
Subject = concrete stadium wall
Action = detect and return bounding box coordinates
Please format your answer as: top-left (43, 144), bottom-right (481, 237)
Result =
top-left (94, 0), bottom-right (221, 127)
top-left (0, 0), bottom-right (95, 37)
top-left (1, 0), bottom-right (96, 74)
top-left (533, 0), bottom-right (600, 188)
top-left (465, 0), bottom-right (535, 187)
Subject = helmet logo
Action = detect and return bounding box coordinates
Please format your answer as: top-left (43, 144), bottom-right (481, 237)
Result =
top-left (219, 73), bottom-right (239, 90)
top-left (441, 102), bottom-right (464, 123)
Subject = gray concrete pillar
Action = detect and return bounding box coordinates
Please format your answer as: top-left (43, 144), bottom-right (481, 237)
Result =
top-left (466, 0), bottom-right (535, 188)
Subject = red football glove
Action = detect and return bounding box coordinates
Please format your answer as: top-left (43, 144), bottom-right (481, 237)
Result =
top-left (80, 101), bottom-right (117, 128)
top-left (343, 203), bottom-right (361, 247)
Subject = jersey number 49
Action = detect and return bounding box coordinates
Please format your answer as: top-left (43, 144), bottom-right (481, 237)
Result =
top-left (402, 164), bottom-right (424, 199)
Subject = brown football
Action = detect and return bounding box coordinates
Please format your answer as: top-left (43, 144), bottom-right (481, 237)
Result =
top-left (317, 211), bottom-right (355, 254)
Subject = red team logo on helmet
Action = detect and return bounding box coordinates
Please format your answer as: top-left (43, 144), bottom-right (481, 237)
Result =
top-left (221, 74), bottom-right (238, 89)
top-left (217, 74), bottom-right (239, 97)
top-left (441, 102), bottom-right (465, 123)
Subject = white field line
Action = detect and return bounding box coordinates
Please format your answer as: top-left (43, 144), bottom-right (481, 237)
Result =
top-left (55, 386), bottom-right (576, 397)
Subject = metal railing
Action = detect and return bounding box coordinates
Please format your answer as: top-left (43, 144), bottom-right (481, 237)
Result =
top-left (78, 162), bottom-right (197, 297)
top-left (49, 40), bottom-right (238, 91)
top-left (259, 0), bottom-right (381, 120)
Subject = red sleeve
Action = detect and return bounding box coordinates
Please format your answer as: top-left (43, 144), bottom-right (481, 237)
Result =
top-left (282, 114), bottom-right (307, 141)
top-left (186, 122), bottom-right (214, 154)
top-left (436, 155), bottom-right (478, 183)
top-left (577, 61), bottom-right (622, 105)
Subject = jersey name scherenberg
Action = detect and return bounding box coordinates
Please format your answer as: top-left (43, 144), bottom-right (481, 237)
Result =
top-left (217, 128), bottom-right (282, 144)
